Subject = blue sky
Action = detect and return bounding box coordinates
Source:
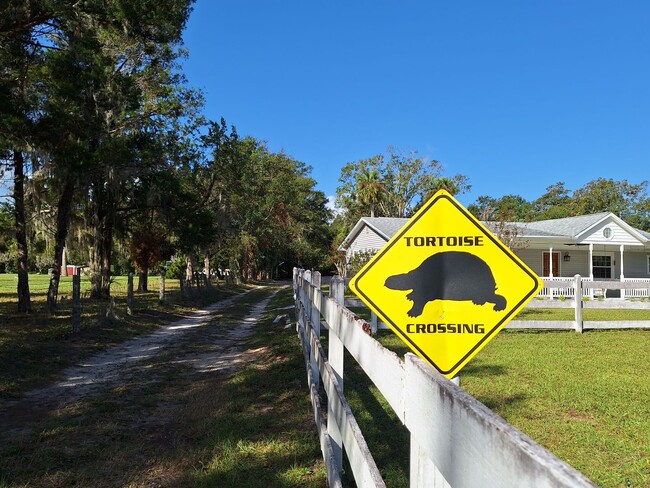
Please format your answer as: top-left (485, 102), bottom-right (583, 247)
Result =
top-left (181, 1), bottom-right (650, 208)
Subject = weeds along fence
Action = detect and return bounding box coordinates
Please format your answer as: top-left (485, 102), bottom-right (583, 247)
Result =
top-left (347, 275), bottom-right (650, 335)
top-left (293, 268), bottom-right (596, 488)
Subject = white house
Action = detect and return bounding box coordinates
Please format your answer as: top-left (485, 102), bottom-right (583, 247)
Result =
top-left (339, 212), bottom-right (650, 298)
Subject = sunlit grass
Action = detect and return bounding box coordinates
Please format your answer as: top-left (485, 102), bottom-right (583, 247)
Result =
top-left (369, 329), bottom-right (650, 487)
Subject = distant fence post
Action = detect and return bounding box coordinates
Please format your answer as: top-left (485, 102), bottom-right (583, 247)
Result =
top-left (159, 271), bottom-right (166, 302)
top-left (72, 268), bottom-right (81, 333)
top-left (127, 273), bottom-right (134, 315)
top-left (371, 311), bottom-right (378, 335)
top-left (574, 274), bottom-right (583, 333)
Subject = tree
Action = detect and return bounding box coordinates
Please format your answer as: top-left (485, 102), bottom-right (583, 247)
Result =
top-left (356, 168), bottom-right (384, 218)
top-left (468, 194), bottom-right (532, 222)
top-left (531, 182), bottom-right (572, 220)
top-left (0, 1), bottom-right (197, 310)
top-left (336, 147), bottom-right (470, 223)
top-left (571, 178), bottom-right (649, 229)
top-left (129, 228), bottom-right (173, 292)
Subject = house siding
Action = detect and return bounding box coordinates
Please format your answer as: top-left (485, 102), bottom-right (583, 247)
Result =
top-left (346, 226), bottom-right (387, 262)
top-left (514, 249), bottom-right (542, 275)
top-left (624, 251), bottom-right (650, 278)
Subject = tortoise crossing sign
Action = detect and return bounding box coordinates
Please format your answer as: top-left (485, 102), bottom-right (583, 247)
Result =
top-left (349, 190), bottom-right (543, 379)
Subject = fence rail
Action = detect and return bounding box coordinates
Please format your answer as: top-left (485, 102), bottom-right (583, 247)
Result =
top-left (347, 275), bottom-right (650, 334)
top-left (294, 268), bottom-right (597, 488)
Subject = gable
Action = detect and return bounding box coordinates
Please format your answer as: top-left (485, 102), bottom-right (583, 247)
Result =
top-left (579, 217), bottom-right (645, 246)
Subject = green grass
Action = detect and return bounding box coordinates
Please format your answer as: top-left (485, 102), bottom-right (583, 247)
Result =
top-left (359, 329), bottom-right (650, 487)
top-left (517, 307), bottom-right (650, 321)
top-left (189, 286), bottom-right (326, 487)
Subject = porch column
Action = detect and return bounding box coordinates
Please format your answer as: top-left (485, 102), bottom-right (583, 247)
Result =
top-left (589, 243), bottom-right (594, 299)
top-left (620, 244), bottom-right (625, 299)
top-left (548, 246), bottom-right (553, 299)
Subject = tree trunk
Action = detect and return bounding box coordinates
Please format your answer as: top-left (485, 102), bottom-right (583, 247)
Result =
top-left (88, 177), bottom-right (116, 299)
top-left (13, 150), bottom-right (31, 314)
top-left (100, 218), bottom-right (113, 297)
top-left (47, 174), bottom-right (75, 312)
top-left (185, 254), bottom-right (194, 287)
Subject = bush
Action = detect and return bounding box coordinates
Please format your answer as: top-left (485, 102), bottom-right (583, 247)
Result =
top-left (348, 249), bottom-right (377, 278)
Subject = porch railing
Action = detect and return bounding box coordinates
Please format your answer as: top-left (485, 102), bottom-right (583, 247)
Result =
top-left (537, 277), bottom-right (650, 300)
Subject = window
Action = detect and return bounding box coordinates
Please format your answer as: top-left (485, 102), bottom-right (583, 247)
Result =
top-left (647, 255), bottom-right (650, 274)
top-left (593, 255), bottom-right (612, 278)
top-left (602, 227), bottom-right (613, 239)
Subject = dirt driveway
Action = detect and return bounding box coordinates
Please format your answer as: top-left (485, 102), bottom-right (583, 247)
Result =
top-left (0, 285), bottom-right (322, 487)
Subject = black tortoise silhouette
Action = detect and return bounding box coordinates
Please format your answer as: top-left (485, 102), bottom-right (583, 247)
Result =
top-left (384, 251), bottom-right (507, 318)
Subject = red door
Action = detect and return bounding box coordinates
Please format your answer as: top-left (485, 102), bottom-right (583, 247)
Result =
top-left (542, 252), bottom-right (559, 277)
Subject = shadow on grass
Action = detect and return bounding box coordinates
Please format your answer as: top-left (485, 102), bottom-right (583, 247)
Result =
top-left (461, 363), bottom-right (508, 376)
top-left (343, 351), bottom-right (410, 487)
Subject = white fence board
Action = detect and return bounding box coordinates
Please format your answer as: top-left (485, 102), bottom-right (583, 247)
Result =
top-left (294, 269), bottom-right (599, 487)
top-left (403, 355), bottom-right (595, 488)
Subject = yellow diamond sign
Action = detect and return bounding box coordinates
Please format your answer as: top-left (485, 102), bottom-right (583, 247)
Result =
top-left (349, 190), bottom-right (543, 379)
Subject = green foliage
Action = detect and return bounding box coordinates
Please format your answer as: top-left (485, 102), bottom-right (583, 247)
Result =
top-left (0, 202), bottom-right (13, 253)
top-left (347, 249), bottom-right (377, 278)
top-left (196, 134), bottom-right (331, 279)
top-left (335, 147), bottom-right (470, 246)
top-left (165, 257), bottom-right (187, 280)
top-left (469, 178), bottom-right (650, 230)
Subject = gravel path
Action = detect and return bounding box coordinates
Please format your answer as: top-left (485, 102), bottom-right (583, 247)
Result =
top-left (0, 287), bottom-right (278, 440)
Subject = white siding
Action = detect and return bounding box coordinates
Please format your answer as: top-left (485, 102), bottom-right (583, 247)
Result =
top-left (581, 219), bottom-right (644, 246)
top-left (561, 251), bottom-right (590, 277)
top-left (515, 249), bottom-right (591, 277)
top-left (346, 226), bottom-right (388, 262)
top-left (624, 251), bottom-right (650, 278)
top-left (514, 249), bottom-right (542, 275)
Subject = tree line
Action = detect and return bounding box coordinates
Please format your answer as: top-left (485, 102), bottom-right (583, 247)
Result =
top-left (0, 1), bottom-right (331, 315)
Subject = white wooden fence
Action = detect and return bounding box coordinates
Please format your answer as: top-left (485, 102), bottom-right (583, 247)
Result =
top-left (293, 268), bottom-right (597, 488)
top-left (511, 276), bottom-right (650, 332)
top-left (537, 276), bottom-right (650, 299)
top-left (347, 275), bottom-right (650, 334)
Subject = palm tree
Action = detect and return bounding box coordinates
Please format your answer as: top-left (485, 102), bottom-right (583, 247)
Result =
top-left (356, 168), bottom-right (384, 217)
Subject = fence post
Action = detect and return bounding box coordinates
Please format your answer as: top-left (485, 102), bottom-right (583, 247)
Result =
top-left (159, 271), bottom-right (166, 302)
top-left (127, 272), bottom-right (134, 315)
top-left (72, 268), bottom-right (81, 333)
top-left (328, 276), bottom-right (345, 472)
top-left (574, 274), bottom-right (583, 333)
top-left (371, 311), bottom-right (378, 335)
top-left (310, 271), bottom-right (322, 391)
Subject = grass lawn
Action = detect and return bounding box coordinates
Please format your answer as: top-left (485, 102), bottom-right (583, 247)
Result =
top-left (337, 299), bottom-right (649, 486)
top-left (341, 329), bottom-right (650, 487)
top-left (517, 307), bottom-right (650, 321)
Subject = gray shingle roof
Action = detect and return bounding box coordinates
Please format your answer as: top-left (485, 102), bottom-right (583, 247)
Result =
top-left (341, 212), bottom-right (649, 250)
top-left (361, 217), bottom-right (409, 239)
top-left (515, 212), bottom-right (611, 237)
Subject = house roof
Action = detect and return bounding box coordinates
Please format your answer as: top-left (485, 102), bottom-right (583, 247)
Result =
top-left (339, 212), bottom-right (649, 251)
top-left (516, 212), bottom-right (649, 242)
top-left (337, 217), bottom-right (408, 251)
